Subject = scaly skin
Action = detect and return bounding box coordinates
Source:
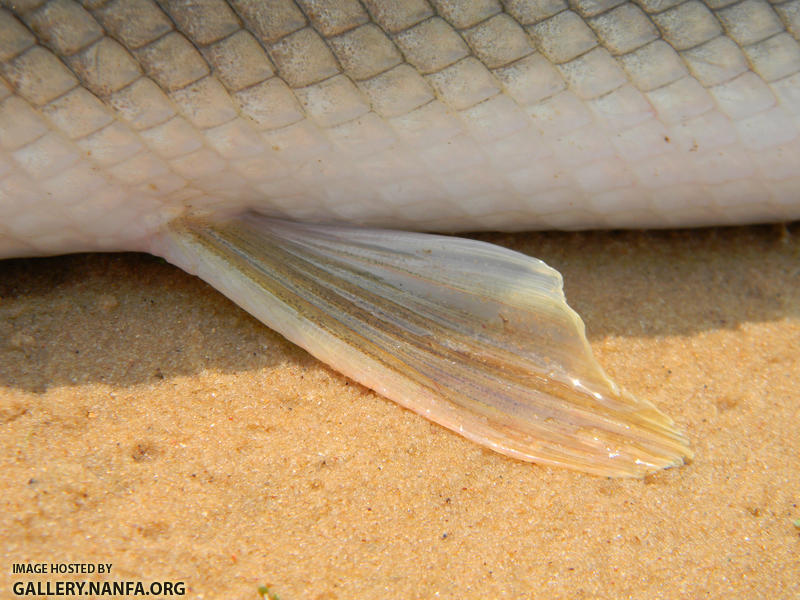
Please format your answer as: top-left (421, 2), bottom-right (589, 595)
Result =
top-left (0, 0), bottom-right (799, 258)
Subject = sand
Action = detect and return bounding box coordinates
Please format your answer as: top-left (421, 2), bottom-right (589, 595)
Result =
top-left (1, 225), bottom-right (798, 599)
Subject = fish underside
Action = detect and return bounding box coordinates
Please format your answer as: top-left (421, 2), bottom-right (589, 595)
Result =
top-left (2, 0), bottom-right (799, 476)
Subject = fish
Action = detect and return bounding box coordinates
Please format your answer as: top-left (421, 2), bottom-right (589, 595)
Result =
top-left (1, 0), bottom-right (798, 477)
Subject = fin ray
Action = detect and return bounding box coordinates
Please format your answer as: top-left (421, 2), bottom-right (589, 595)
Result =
top-left (157, 214), bottom-right (692, 477)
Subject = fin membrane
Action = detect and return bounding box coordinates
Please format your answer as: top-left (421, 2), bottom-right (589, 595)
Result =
top-left (159, 214), bottom-right (692, 477)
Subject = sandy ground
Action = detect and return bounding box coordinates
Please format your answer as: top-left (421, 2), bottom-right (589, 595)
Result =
top-left (1, 225), bottom-right (798, 599)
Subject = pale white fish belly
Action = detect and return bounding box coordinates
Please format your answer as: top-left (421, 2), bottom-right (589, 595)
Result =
top-left (0, 0), bottom-right (799, 257)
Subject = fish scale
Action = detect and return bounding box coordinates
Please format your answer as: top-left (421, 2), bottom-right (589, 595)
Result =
top-left (0, 0), bottom-right (798, 258)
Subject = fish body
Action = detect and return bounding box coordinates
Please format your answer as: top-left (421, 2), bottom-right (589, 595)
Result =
top-left (2, 0), bottom-right (798, 476)
top-left (0, 0), bottom-right (799, 258)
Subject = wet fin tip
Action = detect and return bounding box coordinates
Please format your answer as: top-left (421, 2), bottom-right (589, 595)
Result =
top-left (155, 213), bottom-right (692, 478)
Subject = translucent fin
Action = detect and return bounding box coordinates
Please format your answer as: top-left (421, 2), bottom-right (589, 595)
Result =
top-left (156, 214), bottom-right (692, 477)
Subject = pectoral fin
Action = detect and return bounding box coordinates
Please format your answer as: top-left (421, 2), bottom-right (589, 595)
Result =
top-left (156, 214), bottom-right (692, 478)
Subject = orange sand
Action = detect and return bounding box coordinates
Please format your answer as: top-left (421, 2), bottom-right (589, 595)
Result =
top-left (1, 225), bottom-right (798, 599)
